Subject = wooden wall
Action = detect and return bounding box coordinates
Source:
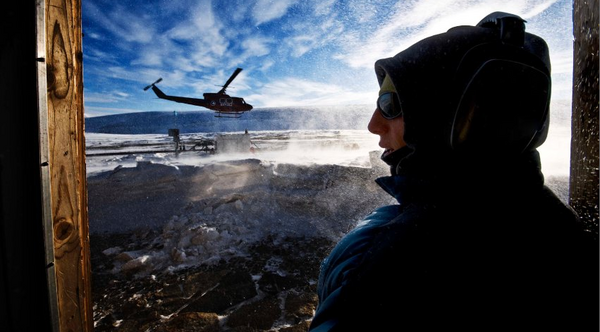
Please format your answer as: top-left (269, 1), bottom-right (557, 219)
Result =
top-left (45, 0), bottom-right (93, 330)
top-left (570, 0), bottom-right (599, 234)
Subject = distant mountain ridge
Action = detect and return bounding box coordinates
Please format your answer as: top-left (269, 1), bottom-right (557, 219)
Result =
top-left (85, 105), bottom-right (373, 134)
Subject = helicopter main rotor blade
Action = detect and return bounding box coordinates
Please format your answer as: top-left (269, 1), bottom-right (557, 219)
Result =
top-left (143, 77), bottom-right (163, 91)
top-left (218, 68), bottom-right (242, 94)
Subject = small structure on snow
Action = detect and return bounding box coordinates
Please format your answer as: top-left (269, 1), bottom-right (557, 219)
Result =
top-left (215, 133), bottom-right (251, 154)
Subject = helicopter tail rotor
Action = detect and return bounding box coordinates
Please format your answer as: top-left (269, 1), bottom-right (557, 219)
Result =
top-left (143, 78), bottom-right (163, 91)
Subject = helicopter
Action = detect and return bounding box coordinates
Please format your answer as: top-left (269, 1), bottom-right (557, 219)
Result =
top-left (144, 67), bottom-right (253, 118)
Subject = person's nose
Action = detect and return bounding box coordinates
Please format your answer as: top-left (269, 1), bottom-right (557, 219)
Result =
top-left (368, 108), bottom-right (386, 135)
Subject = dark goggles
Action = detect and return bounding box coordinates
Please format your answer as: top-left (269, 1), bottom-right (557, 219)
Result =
top-left (377, 92), bottom-right (403, 119)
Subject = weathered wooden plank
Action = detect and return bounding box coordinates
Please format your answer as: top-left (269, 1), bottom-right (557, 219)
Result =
top-left (36, 0), bottom-right (61, 331)
top-left (570, 0), bottom-right (599, 234)
top-left (45, 0), bottom-right (93, 331)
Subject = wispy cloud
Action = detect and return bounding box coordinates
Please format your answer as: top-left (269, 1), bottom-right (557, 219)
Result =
top-left (84, 91), bottom-right (129, 104)
top-left (157, 1), bottom-right (229, 70)
top-left (248, 77), bottom-right (373, 107)
top-left (284, 15), bottom-right (344, 58)
top-left (83, 2), bottom-right (155, 45)
top-left (550, 49), bottom-right (574, 75)
top-left (334, 0), bottom-right (563, 70)
top-left (252, 0), bottom-right (300, 25)
top-left (312, 0), bottom-right (336, 16)
top-left (237, 36), bottom-right (273, 63)
top-left (84, 106), bottom-right (148, 118)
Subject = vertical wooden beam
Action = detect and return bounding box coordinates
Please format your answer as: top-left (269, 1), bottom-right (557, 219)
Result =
top-left (45, 0), bottom-right (93, 331)
top-left (570, 0), bottom-right (599, 234)
top-left (36, 0), bottom-right (60, 330)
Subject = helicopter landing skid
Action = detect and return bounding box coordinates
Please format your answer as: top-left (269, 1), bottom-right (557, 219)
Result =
top-left (215, 113), bottom-right (243, 118)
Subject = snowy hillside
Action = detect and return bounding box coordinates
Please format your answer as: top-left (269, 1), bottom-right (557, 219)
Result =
top-left (85, 105), bottom-right (373, 134)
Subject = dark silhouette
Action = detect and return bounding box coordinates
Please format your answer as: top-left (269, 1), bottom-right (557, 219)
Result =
top-left (310, 12), bottom-right (598, 332)
top-left (144, 68), bottom-right (253, 118)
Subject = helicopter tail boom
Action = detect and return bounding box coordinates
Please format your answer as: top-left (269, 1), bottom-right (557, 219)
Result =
top-left (144, 79), bottom-right (210, 107)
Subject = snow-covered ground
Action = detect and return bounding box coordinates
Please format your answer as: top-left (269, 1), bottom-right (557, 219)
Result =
top-left (86, 125), bottom-right (571, 177)
top-left (85, 130), bottom-right (380, 175)
top-left (86, 128), bottom-right (570, 273)
top-left (86, 128), bottom-right (571, 331)
top-left (86, 130), bottom-right (391, 272)
top-left (87, 130), bottom-right (396, 330)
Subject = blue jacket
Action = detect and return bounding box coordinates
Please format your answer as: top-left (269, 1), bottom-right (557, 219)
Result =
top-left (309, 163), bottom-right (597, 331)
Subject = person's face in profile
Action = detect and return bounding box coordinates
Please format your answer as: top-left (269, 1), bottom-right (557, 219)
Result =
top-left (367, 106), bottom-right (407, 158)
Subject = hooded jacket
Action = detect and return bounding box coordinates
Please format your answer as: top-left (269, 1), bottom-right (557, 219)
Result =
top-left (310, 12), bottom-right (598, 331)
top-left (310, 149), bottom-right (597, 331)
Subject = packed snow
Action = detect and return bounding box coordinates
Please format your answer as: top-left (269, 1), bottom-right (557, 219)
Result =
top-left (86, 111), bottom-right (571, 275)
top-left (87, 130), bottom-right (395, 276)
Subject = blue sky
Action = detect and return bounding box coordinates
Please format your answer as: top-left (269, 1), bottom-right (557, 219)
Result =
top-left (82, 0), bottom-right (573, 117)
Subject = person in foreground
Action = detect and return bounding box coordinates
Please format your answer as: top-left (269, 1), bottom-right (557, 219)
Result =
top-left (309, 12), bottom-right (598, 331)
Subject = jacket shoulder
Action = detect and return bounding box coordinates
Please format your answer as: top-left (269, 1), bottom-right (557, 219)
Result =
top-left (311, 204), bottom-right (426, 331)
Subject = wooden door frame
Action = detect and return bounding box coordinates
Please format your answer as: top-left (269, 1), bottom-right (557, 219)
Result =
top-left (37, 0), bottom-right (93, 330)
top-left (570, 0), bottom-right (599, 231)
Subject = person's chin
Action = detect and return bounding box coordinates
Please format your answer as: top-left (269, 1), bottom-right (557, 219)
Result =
top-left (382, 148), bottom-right (395, 158)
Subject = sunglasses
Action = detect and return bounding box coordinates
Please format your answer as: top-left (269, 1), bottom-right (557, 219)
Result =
top-left (377, 92), bottom-right (403, 119)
